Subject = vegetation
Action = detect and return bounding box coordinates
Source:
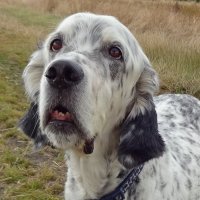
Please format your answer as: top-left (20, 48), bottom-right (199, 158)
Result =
top-left (0, 0), bottom-right (199, 199)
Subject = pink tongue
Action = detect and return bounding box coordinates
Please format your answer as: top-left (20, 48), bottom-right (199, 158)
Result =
top-left (51, 110), bottom-right (73, 121)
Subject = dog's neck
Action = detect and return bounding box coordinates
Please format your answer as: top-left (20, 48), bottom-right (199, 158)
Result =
top-left (65, 130), bottom-right (127, 200)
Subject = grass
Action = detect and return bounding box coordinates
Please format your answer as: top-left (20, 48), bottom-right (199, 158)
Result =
top-left (0, 0), bottom-right (199, 199)
top-left (0, 2), bottom-right (65, 199)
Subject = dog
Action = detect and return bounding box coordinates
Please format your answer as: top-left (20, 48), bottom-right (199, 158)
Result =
top-left (19, 13), bottom-right (200, 200)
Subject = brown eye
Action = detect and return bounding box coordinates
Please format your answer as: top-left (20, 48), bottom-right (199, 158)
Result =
top-left (50, 39), bottom-right (62, 52)
top-left (109, 46), bottom-right (122, 60)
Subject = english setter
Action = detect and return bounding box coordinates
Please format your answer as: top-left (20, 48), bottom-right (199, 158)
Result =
top-left (19, 13), bottom-right (200, 200)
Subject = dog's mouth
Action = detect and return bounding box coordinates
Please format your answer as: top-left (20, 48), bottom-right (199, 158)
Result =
top-left (45, 103), bottom-right (87, 136)
top-left (44, 104), bottom-right (95, 154)
top-left (44, 103), bottom-right (82, 139)
top-left (49, 105), bottom-right (74, 124)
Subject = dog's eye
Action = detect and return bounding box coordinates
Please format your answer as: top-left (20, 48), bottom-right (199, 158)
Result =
top-left (50, 39), bottom-right (63, 52)
top-left (109, 46), bottom-right (122, 60)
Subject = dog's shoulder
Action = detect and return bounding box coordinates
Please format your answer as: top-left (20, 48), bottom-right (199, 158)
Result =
top-left (134, 94), bottom-right (200, 200)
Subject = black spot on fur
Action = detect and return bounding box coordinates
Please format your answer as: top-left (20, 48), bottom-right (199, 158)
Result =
top-left (186, 178), bottom-right (192, 190)
top-left (117, 169), bottom-right (127, 178)
top-left (131, 86), bottom-right (135, 96)
top-left (110, 102), bottom-right (114, 111)
top-left (109, 63), bottom-right (120, 80)
top-left (18, 103), bottom-right (50, 148)
top-left (118, 104), bottom-right (165, 168)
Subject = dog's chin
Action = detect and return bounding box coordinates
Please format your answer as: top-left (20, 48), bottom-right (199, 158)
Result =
top-left (44, 119), bottom-right (84, 148)
top-left (44, 122), bottom-right (95, 154)
top-left (41, 105), bottom-right (88, 149)
top-left (44, 125), bottom-right (83, 149)
top-left (46, 120), bottom-right (79, 136)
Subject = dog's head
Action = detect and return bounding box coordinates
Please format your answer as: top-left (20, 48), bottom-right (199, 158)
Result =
top-left (20, 13), bottom-right (165, 167)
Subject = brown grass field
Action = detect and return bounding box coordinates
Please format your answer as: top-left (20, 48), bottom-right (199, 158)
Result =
top-left (0, 0), bottom-right (199, 199)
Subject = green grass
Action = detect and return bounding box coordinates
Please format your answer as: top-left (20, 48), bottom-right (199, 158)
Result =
top-left (0, 1), bottom-right (199, 200)
top-left (0, 3), bottom-right (65, 200)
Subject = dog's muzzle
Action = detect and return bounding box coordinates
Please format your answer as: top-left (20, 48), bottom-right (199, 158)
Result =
top-left (44, 60), bottom-right (85, 126)
top-left (41, 59), bottom-right (94, 153)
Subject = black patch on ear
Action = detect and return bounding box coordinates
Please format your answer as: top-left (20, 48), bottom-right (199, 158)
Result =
top-left (19, 103), bottom-right (50, 148)
top-left (118, 105), bottom-right (165, 168)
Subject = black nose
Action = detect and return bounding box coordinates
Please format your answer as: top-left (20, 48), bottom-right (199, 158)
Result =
top-left (45, 60), bottom-right (84, 88)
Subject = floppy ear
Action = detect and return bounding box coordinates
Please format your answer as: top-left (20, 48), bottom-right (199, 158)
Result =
top-left (118, 66), bottom-right (165, 168)
top-left (19, 47), bottom-right (50, 148)
top-left (19, 103), bottom-right (50, 148)
top-left (22, 48), bottom-right (45, 102)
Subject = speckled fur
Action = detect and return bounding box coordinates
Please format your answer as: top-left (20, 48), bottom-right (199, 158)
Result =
top-left (20, 13), bottom-right (200, 200)
top-left (130, 94), bottom-right (200, 200)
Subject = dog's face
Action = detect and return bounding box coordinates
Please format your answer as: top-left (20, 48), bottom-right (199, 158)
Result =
top-left (21, 13), bottom-right (165, 167)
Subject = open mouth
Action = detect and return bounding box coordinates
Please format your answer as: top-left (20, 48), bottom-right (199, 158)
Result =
top-left (48, 105), bottom-right (74, 125)
top-left (45, 103), bottom-right (86, 138)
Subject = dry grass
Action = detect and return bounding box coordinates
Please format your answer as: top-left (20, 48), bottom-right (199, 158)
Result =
top-left (0, 0), bottom-right (199, 199)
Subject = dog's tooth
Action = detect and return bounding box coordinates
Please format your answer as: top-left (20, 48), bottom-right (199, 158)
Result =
top-left (66, 112), bottom-right (73, 121)
top-left (58, 112), bottom-right (65, 116)
top-left (50, 109), bottom-right (73, 122)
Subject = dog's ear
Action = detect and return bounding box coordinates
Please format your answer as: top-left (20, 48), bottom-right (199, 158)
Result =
top-left (19, 103), bottom-right (49, 148)
top-left (118, 66), bottom-right (165, 168)
top-left (23, 48), bottom-right (45, 102)
top-left (20, 48), bottom-right (49, 148)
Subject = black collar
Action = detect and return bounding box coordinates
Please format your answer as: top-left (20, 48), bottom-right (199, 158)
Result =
top-left (99, 164), bottom-right (144, 200)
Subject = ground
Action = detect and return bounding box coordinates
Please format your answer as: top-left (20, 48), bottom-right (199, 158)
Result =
top-left (0, 0), bottom-right (199, 199)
